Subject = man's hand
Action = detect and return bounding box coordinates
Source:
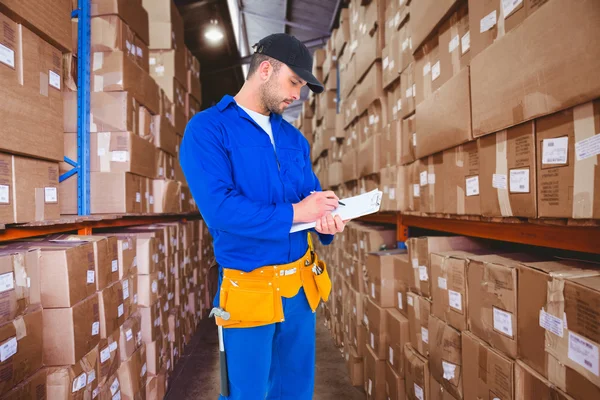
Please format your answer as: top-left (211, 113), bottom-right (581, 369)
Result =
top-left (315, 214), bottom-right (347, 235)
top-left (292, 191), bottom-right (339, 223)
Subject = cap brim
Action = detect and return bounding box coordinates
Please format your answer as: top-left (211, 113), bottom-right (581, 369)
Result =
top-left (290, 66), bottom-right (324, 94)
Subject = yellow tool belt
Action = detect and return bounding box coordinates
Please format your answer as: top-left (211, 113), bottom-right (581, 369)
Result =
top-left (216, 234), bottom-right (332, 328)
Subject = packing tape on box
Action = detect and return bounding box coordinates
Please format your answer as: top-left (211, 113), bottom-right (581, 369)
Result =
top-left (98, 132), bottom-right (112, 172)
top-left (495, 130), bottom-right (514, 217)
top-left (456, 146), bottom-right (466, 214)
top-left (428, 156), bottom-right (436, 212)
top-left (90, 112), bottom-right (98, 132)
top-left (450, 21), bottom-right (461, 76)
top-left (13, 253), bottom-right (28, 301)
top-left (545, 277), bottom-right (568, 390)
top-left (93, 53), bottom-right (104, 71)
top-left (39, 72), bottom-right (49, 97)
top-left (572, 102), bottom-right (596, 219)
top-left (12, 316), bottom-right (26, 340)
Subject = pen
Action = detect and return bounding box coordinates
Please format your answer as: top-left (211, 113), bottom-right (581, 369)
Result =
top-left (310, 191), bottom-right (345, 206)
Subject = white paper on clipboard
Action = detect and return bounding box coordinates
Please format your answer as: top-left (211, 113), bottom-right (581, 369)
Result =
top-left (290, 189), bottom-right (383, 233)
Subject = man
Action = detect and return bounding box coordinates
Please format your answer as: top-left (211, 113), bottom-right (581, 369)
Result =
top-left (180, 33), bottom-right (346, 400)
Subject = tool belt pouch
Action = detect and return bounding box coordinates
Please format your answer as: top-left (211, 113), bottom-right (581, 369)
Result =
top-left (313, 259), bottom-right (331, 302)
top-left (218, 277), bottom-right (282, 328)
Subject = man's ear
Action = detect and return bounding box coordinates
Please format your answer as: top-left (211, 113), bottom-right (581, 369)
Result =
top-left (259, 60), bottom-right (272, 81)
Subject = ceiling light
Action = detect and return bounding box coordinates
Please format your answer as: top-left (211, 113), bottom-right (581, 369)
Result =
top-left (205, 26), bottom-right (224, 43)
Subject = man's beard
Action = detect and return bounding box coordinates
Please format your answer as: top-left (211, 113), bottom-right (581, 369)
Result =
top-left (260, 78), bottom-right (287, 115)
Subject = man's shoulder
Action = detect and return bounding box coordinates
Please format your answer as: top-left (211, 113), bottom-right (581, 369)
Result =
top-left (280, 118), bottom-right (309, 149)
top-left (185, 105), bottom-right (225, 136)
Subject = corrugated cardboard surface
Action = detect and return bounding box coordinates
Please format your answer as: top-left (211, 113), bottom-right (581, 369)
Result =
top-left (98, 328), bottom-right (120, 387)
top-left (0, 307), bottom-right (43, 396)
top-left (515, 360), bottom-right (574, 400)
top-left (400, 114), bottom-right (416, 165)
top-left (0, 153), bottom-right (13, 224)
top-left (149, 49), bottom-right (187, 90)
top-left (117, 344), bottom-right (146, 398)
top-left (2, 367), bottom-right (47, 399)
top-left (428, 315), bottom-right (463, 399)
top-left (536, 100), bottom-right (600, 219)
top-left (415, 67), bottom-right (472, 159)
top-left (430, 376), bottom-right (458, 400)
top-left (479, 121), bottom-right (537, 218)
top-left (365, 249), bottom-right (405, 308)
top-left (99, 281), bottom-right (126, 339)
top-left (419, 153), bottom-right (445, 214)
top-left (442, 142), bottom-right (480, 215)
top-left (438, 3), bottom-right (470, 85)
top-left (43, 294), bottom-right (100, 366)
top-left (46, 345), bottom-right (99, 399)
top-left (394, 253), bottom-right (412, 318)
top-left (470, 0), bottom-right (600, 137)
top-left (366, 297), bottom-right (388, 360)
top-left (386, 308), bottom-right (409, 376)
top-left (414, 35), bottom-right (439, 106)
top-left (410, 0), bottom-right (459, 53)
top-left (386, 362), bottom-right (406, 400)
top-left (364, 345), bottom-right (386, 400)
top-left (462, 330), bottom-right (514, 400)
top-left (90, 172), bottom-right (142, 214)
top-left (91, 15), bottom-right (148, 72)
top-left (64, 91), bottom-right (138, 134)
top-left (0, 0), bottom-right (72, 52)
top-left (0, 248), bottom-right (41, 325)
top-left (407, 292), bottom-right (431, 358)
top-left (356, 62), bottom-right (384, 117)
top-left (90, 0), bottom-right (150, 46)
top-left (400, 63), bottom-right (416, 119)
top-left (404, 343), bottom-right (430, 400)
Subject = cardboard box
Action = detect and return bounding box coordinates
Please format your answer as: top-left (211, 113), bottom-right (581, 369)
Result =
top-left (405, 343), bottom-right (430, 400)
top-left (414, 36), bottom-right (439, 107)
top-left (470, 0), bottom-right (600, 138)
top-left (400, 63), bottom-right (416, 119)
top-left (145, 339), bottom-right (163, 376)
top-left (365, 345), bottom-right (387, 400)
top-left (356, 63), bottom-right (384, 117)
top-left (149, 49), bottom-right (186, 90)
top-left (8, 156), bottom-right (60, 224)
top-left (358, 134), bottom-right (382, 178)
top-left (386, 308), bottom-right (410, 375)
top-left (90, 172), bottom-right (143, 214)
top-left (92, 51), bottom-right (160, 115)
top-left (152, 179), bottom-right (182, 214)
top-left (365, 249), bottom-right (405, 308)
top-left (91, 16), bottom-right (149, 72)
top-left (428, 315), bottom-right (463, 399)
top-left (0, 308), bottom-right (43, 395)
top-left (415, 67), bottom-right (472, 159)
top-left (43, 294), bottom-right (101, 366)
top-left (437, 3), bottom-right (470, 88)
top-left (514, 360), bottom-right (576, 400)
top-left (140, 301), bottom-right (162, 344)
top-left (0, 248), bottom-right (41, 325)
top-left (536, 100), bottom-right (600, 219)
top-left (117, 344), bottom-right (146, 399)
top-left (142, 0), bottom-right (185, 48)
top-left (64, 91), bottom-right (138, 134)
top-left (355, 0), bottom-right (384, 83)
top-left (462, 331), bottom-right (514, 400)
top-left (90, 0), bottom-right (149, 46)
top-left (1, 368), bottom-right (47, 400)
top-left (339, 52), bottom-right (356, 103)
top-left (397, 18), bottom-right (413, 75)
top-left (407, 236), bottom-right (483, 299)
top-left (479, 121), bottom-right (537, 218)
top-left (100, 234), bottom-right (136, 281)
top-left (386, 362), bottom-right (406, 400)
top-left (186, 93), bottom-right (201, 119)
top-left (46, 346), bottom-right (100, 399)
top-left (393, 254), bottom-right (412, 318)
top-left (99, 282), bottom-right (126, 339)
top-left (382, 33), bottom-right (400, 89)
top-left (138, 272), bottom-right (163, 307)
top-left (98, 329), bottom-right (121, 387)
top-left (0, 25), bottom-right (63, 162)
top-left (408, 161), bottom-right (423, 213)
top-left (0, 0), bottom-right (72, 52)
top-left (366, 297), bottom-right (388, 360)
top-left (0, 153), bottom-right (13, 224)
top-left (430, 376), bottom-right (459, 400)
top-left (407, 292), bottom-right (431, 358)
top-left (346, 345), bottom-right (364, 388)
top-left (419, 153), bottom-right (445, 214)
top-left (400, 114), bottom-right (416, 165)
top-left (410, 0), bottom-right (460, 53)
top-left (442, 142), bottom-right (481, 215)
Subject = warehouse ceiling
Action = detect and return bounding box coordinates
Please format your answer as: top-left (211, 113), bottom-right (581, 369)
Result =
top-left (175, 0), bottom-right (344, 121)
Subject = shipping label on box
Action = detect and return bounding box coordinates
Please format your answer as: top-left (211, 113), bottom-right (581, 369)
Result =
top-left (429, 315), bottom-right (463, 399)
top-left (404, 342), bottom-right (430, 400)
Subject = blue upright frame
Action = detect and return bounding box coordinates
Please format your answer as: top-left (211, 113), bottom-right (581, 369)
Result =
top-left (59, 0), bottom-right (91, 215)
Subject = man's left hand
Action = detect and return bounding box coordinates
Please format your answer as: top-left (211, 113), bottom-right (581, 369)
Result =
top-left (315, 214), bottom-right (346, 235)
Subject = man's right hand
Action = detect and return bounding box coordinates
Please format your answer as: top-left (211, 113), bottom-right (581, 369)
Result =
top-left (292, 191), bottom-right (339, 223)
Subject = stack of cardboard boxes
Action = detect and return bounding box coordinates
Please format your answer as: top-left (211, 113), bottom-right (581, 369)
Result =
top-left (0, 1), bottom-right (71, 225)
top-left (0, 219), bottom-right (210, 399)
top-left (59, 0), bottom-right (202, 216)
top-left (316, 227), bottom-right (600, 400)
top-left (298, 0), bottom-right (600, 221)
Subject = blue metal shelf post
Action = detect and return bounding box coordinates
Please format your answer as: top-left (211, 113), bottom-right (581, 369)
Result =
top-left (60, 0), bottom-right (91, 215)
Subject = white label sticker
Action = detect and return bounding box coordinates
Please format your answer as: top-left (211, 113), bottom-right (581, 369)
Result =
top-left (117, 304), bottom-right (124, 317)
top-left (423, 62), bottom-right (431, 77)
top-left (371, 283), bottom-right (376, 299)
top-left (363, 315), bottom-right (369, 326)
top-left (72, 373), bottom-right (87, 392)
top-left (442, 361), bottom-right (457, 380)
top-left (389, 347), bottom-right (394, 364)
top-left (49, 70), bottom-right (61, 90)
top-left (493, 307), bottom-right (514, 337)
top-left (123, 280), bottom-right (129, 300)
top-left (88, 370), bottom-right (96, 384)
top-left (412, 84), bottom-right (416, 98)
top-left (133, 257), bottom-right (137, 267)
top-left (0, 43), bottom-right (15, 68)
top-left (100, 347), bottom-right (110, 363)
top-left (389, 59), bottom-right (395, 71)
top-left (111, 151), bottom-right (128, 162)
top-left (575, 134), bottom-right (600, 161)
top-left (136, 193), bottom-right (141, 203)
top-left (126, 329), bottom-right (133, 341)
top-left (431, 61), bottom-right (441, 81)
top-left (408, 296), bottom-right (414, 307)
top-left (405, 87), bottom-right (412, 98)
top-left (428, 174), bottom-right (436, 185)
top-left (449, 290), bottom-right (462, 311)
top-left (370, 333), bottom-right (375, 349)
top-left (0, 185), bottom-right (9, 204)
top-left (421, 327), bottom-right (429, 344)
top-left (150, 195), bottom-right (154, 205)
top-left (110, 379), bottom-right (120, 396)
top-left (87, 270), bottom-right (95, 284)
top-left (466, 176), bottom-right (480, 197)
top-left (510, 169), bottom-right (530, 193)
top-left (141, 363), bottom-right (147, 377)
top-left (402, 38), bottom-right (410, 51)
top-left (568, 331), bottom-right (599, 376)
top-left (111, 259), bottom-right (118, 273)
top-left (492, 174), bottom-right (508, 190)
top-left (398, 292), bottom-right (403, 309)
top-left (113, 391), bottom-right (121, 400)
top-left (542, 137), bottom-right (569, 164)
top-left (419, 266), bottom-right (428, 281)
top-left (0, 272), bottom-right (14, 293)
top-left (412, 258), bottom-right (419, 269)
top-left (123, 242), bottom-right (129, 251)
top-left (480, 10), bottom-right (497, 33)
top-left (420, 171), bottom-right (428, 186)
top-left (449, 35), bottom-right (460, 53)
top-left (390, 188), bottom-right (396, 200)
top-left (149, 57), bottom-right (156, 66)
top-left (539, 309), bottom-right (564, 338)
top-left (45, 187), bottom-right (57, 203)
top-left (136, 46), bottom-right (143, 58)
top-left (502, 0), bottom-right (524, 17)
top-left (133, 294), bottom-right (138, 304)
top-left (92, 321), bottom-right (100, 336)
top-left (413, 184), bottom-right (420, 198)
top-left (414, 384), bottom-right (424, 400)
top-left (109, 341), bottom-right (118, 352)
top-left (0, 337), bottom-right (17, 362)
top-left (383, 57), bottom-right (389, 70)
top-left (438, 277), bottom-right (447, 290)
top-left (93, 388), bottom-right (100, 399)
top-left (368, 379), bottom-right (373, 395)
top-left (413, 133), bottom-right (417, 147)
top-left (461, 32), bottom-right (471, 54)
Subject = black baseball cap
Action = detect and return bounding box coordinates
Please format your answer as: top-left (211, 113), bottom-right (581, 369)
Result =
top-left (254, 33), bottom-right (324, 94)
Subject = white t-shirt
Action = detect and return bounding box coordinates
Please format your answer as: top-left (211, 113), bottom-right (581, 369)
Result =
top-left (238, 104), bottom-right (275, 150)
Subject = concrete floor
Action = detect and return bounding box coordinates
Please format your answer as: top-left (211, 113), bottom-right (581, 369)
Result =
top-left (166, 315), bottom-right (366, 400)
